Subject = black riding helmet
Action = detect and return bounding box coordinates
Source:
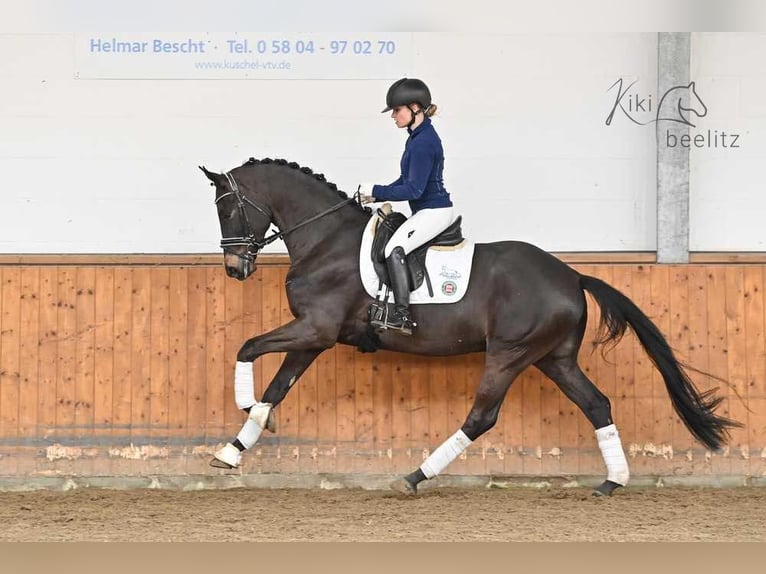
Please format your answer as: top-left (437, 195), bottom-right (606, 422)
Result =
top-left (381, 78), bottom-right (432, 113)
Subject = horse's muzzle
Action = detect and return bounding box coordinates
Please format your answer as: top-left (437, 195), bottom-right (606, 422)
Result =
top-left (224, 252), bottom-right (256, 280)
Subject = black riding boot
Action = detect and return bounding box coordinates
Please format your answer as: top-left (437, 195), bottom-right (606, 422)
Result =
top-left (383, 246), bottom-right (415, 335)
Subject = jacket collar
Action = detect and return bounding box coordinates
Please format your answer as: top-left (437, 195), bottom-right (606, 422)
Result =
top-left (407, 116), bottom-right (431, 137)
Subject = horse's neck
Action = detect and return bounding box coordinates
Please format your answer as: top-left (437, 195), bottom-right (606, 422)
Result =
top-left (269, 185), bottom-right (367, 263)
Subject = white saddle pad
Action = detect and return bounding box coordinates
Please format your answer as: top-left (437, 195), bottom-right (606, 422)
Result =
top-left (358, 212), bottom-right (475, 304)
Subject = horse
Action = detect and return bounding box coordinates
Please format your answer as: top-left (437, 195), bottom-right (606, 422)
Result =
top-left (199, 157), bottom-right (738, 497)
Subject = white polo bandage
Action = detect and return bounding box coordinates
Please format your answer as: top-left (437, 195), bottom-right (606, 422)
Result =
top-left (420, 429), bottom-right (473, 479)
top-left (234, 401), bottom-right (273, 449)
top-left (236, 418), bottom-right (263, 449)
top-left (596, 424), bottom-right (630, 485)
top-left (234, 361), bottom-right (256, 410)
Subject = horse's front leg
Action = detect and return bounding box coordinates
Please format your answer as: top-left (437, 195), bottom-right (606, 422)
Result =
top-left (211, 319), bottom-right (335, 469)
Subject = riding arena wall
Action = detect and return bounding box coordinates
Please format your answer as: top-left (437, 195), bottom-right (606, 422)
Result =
top-left (0, 255), bottom-right (763, 486)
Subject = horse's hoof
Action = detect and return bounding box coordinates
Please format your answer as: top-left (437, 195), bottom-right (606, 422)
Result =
top-left (390, 477), bottom-right (418, 496)
top-left (210, 443), bottom-right (241, 469)
top-left (266, 408), bottom-right (277, 433)
top-left (592, 480), bottom-right (622, 497)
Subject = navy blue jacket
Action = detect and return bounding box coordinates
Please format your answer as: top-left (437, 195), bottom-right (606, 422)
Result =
top-left (372, 117), bottom-right (452, 213)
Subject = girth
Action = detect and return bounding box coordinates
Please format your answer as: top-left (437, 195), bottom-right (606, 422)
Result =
top-left (371, 205), bottom-right (464, 296)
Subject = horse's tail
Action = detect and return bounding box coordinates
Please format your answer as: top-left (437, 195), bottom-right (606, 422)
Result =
top-left (579, 274), bottom-right (740, 451)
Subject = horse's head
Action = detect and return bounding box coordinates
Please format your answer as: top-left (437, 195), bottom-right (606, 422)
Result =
top-left (200, 165), bottom-right (272, 280)
top-left (678, 81), bottom-right (708, 121)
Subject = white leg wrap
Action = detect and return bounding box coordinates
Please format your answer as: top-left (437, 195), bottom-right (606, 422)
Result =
top-left (236, 418), bottom-right (264, 449)
top-left (248, 401), bottom-right (272, 429)
top-left (234, 401), bottom-right (272, 449)
top-left (234, 361), bottom-right (256, 410)
top-left (420, 430), bottom-right (473, 479)
top-left (596, 424), bottom-right (630, 486)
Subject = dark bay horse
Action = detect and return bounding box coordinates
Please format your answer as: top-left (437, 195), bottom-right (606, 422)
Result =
top-left (200, 157), bottom-right (738, 497)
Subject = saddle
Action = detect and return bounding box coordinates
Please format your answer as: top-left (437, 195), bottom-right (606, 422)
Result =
top-left (371, 204), bottom-right (464, 297)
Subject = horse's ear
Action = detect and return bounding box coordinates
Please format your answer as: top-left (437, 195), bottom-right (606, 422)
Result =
top-left (199, 165), bottom-right (220, 184)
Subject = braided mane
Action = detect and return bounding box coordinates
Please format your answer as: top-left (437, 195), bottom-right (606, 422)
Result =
top-left (242, 157), bottom-right (369, 214)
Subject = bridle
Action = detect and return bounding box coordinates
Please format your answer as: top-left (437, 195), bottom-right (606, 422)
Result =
top-left (215, 171), bottom-right (355, 265)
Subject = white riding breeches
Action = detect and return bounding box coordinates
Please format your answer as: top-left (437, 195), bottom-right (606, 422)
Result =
top-left (384, 206), bottom-right (456, 257)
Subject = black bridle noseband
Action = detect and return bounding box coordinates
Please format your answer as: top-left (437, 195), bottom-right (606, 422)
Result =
top-left (216, 171), bottom-right (355, 264)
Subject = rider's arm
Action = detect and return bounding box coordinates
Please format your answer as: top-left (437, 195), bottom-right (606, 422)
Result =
top-left (372, 143), bottom-right (435, 202)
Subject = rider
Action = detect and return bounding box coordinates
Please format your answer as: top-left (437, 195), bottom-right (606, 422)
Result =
top-left (359, 78), bottom-right (455, 335)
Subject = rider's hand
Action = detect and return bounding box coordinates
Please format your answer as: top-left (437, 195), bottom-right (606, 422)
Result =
top-left (357, 183), bottom-right (376, 204)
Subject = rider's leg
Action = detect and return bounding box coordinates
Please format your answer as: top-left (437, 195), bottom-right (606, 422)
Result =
top-left (382, 207), bottom-right (454, 333)
top-left (384, 246), bottom-right (414, 334)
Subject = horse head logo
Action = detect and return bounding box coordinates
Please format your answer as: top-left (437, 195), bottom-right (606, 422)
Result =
top-left (655, 81), bottom-right (708, 127)
top-left (606, 79), bottom-right (708, 128)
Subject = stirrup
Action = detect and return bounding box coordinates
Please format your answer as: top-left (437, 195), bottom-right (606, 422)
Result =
top-left (384, 311), bottom-right (416, 335)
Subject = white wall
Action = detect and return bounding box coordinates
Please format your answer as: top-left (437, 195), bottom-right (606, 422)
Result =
top-left (690, 33), bottom-right (766, 251)
top-left (0, 32), bottom-right (660, 254)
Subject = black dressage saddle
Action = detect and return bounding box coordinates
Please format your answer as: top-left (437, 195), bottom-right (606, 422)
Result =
top-left (371, 206), bottom-right (464, 297)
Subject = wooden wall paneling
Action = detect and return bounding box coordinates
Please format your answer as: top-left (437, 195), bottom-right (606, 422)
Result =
top-left (17, 268), bottom-right (40, 476)
top-left (94, 268), bottom-right (115, 445)
top-left (129, 268), bottom-right (151, 474)
top-left (148, 268), bottom-right (170, 474)
top-left (539, 371), bottom-right (561, 477)
top-left (724, 266), bottom-right (750, 476)
top-left (389, 352), bottom-right (412, 473)
top-left (1, 259), bottom-right (765, 480)
top-left (55, 267), bottom-right (77, 451)
top-left (334, 344), bottom-right (356, 473)
top-left (297, 330), bottom-right (319, 475)
top-left (223, 271), bottom-right (244, 445)
top-left (315, 345), bottom-right (338, 474)
top-left (668, 265), bottom-right (693, 475)
top-left (426, 357), bottom-right (453, 476)
top-left (706, 266), bottom-right (731, 476)
top-left (110, 268), bottom-right (133, 474)
top-left (352, 350), bottom-right (374, 474)
top-left (204, 268), bottom-right (226, 448)
top-left (37, 267), bottom-right (59, 448)
top-left (408, 356), bottom-right (431, 476)
top-left (630, 264), bottom-right (656, 476)
top-left (520, 364), bottom-right (543, 476)
top-left (743, 266), bottom-right (765, 478)
top-left (185, 267), bottom-right (208, 474)
top-left (0, 268), bottom-right (20, 476)
top-left (371, 350), bottom-right (394, 476)
top-left (649, 265), bottom-right (674, 474)
top-left (74, 267), bottom-right (96, 476)
top-left (166, 267), bottom-right (188, 474)
top-left (685, 266), bottom-right (712, 475)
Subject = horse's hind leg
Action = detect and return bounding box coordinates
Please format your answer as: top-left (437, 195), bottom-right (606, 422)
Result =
top-left (535, 352), bottom-right (629, 497)
top-left (391, 347), bottom-right (532, 496)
